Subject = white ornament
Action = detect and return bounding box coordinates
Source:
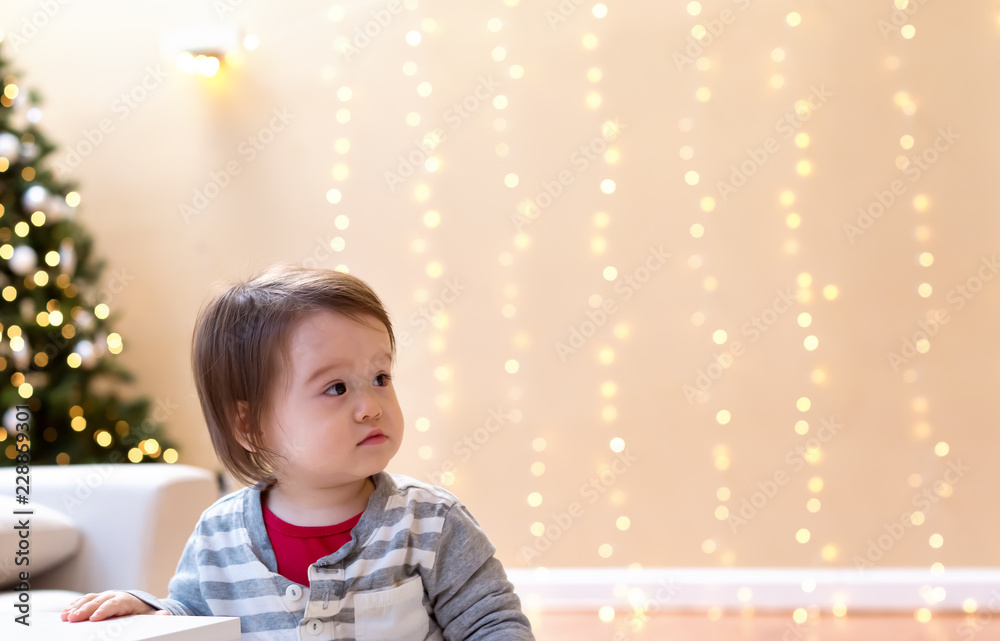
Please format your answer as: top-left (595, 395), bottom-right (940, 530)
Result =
top-left (0, 132), bottom-right (18, 162)
top-left (59, 239), bottom-right (76, 273)
top-left (19, 142), bottom-right (37, 162)
top-left (22, 185), bottom-right (48, 210)
top-left (2, 407), bottom-right (21, 431)
top-left (94, 333), bottom-right (108, 357)
top-left (27, 108), bottom-right (42, 124)
top-left (75, 340), bottom-right (96, 367)
top-left (75, 310), bottom-right (94, 330)
top-left (45, 194), bottom-right (72, 222)
top-left (8, 245), bottom-right (38, 275)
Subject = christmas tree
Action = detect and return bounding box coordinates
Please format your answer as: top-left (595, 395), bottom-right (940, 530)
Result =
top-left (0, 40), bottom-right (180, 467)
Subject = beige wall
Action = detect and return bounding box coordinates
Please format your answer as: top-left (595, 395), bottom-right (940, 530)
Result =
top-left (4, 0), bottom-right (998, 571)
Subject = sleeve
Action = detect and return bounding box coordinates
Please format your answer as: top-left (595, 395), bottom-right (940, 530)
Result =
top-left (424, 503), bottom-right (535, 641)
top-left (122, 519), bottom-right (213, 617)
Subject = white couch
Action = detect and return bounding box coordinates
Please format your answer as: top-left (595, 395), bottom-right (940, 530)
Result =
top-left (0, 463), bottom-right (220, 613)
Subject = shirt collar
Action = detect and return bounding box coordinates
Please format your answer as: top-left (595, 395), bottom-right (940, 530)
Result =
top-left (244, 471), bottom-right (394, 572)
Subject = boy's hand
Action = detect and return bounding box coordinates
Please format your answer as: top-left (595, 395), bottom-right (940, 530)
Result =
top-left (60, 591), bottom-right (172, 622)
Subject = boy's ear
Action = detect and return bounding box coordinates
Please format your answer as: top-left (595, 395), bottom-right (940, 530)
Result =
top-left (234, 400), bottom-right (257, 453)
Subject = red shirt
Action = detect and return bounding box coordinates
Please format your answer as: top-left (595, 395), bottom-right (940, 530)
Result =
top-left (262, 496), bottom-right (363, 586)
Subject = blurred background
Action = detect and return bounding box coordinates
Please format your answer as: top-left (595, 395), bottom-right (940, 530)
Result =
top-left (0, 0), bottom-right (997, 588)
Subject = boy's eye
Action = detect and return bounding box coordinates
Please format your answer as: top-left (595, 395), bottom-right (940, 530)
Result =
top-left (324, 382), bottom-right (347, 396)
top-left (324, 374), bottom-right (390, 396)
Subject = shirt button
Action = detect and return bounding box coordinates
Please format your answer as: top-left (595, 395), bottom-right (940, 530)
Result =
top-left (305, 618), bottom-right (323, 635)
top-left (286, 584), bottom-right (303, 600)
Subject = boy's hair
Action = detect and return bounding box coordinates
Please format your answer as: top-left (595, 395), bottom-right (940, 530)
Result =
top-left (191, 264), bottom-right (396, 488)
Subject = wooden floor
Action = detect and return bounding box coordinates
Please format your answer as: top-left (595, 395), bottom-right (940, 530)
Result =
top-left (525, 610), bottom-right (1000, 641)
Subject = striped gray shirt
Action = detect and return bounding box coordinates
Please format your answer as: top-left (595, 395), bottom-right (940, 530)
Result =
top-left (125, 471), bottom-right (534, 641)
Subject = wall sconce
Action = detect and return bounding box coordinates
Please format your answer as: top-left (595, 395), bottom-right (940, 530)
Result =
top-left (177, 52), bottom-right (221, 78)
top-left (160, 24), bottom-right (242, 78)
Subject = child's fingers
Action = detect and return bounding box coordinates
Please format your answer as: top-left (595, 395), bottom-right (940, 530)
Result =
top-left (66, 592), bottom-right (118, 621)
top-left (62, 594), bottom-right (100, 621)
top-left (89, 594), bottom-right (132, 621)
top-left (63, 593), bottom-right (98, 612)
top-left (63, 594), bottom-right (106, 621)
top-left (62, 591), bottom-right (156, 622)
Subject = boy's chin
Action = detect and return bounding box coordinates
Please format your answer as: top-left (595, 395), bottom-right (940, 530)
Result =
top-left (367, 459), bottom-right (394, 475)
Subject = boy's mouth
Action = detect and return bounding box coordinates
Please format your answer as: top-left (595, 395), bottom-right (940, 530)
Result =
top-left (358, 429), bottom-right (386, 445)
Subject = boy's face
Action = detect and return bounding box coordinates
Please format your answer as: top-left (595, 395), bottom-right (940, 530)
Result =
top-left (260, 309), bottom-right (403, 488)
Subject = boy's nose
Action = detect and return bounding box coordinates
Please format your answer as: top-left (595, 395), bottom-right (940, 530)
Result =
top-left (354, 389), bottom-right (383, 422)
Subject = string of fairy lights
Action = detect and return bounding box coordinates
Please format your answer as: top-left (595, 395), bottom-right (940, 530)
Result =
top-left (687, 2), bottom-right (838, 623)
top-left (402, 6), bottom-right (456, 470)
top-left (856, 0), bottom-right (972, 620)
top-left (485, 2), bottom-right (632, 628)
top-left (885, 0), bottom-right (966, 618)
top-left (784, 9), bottom-right (837, 625)
top-left (555, 4), bottom-right (650, 628)
top-left (672, 3), bottom-right (728, 617)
